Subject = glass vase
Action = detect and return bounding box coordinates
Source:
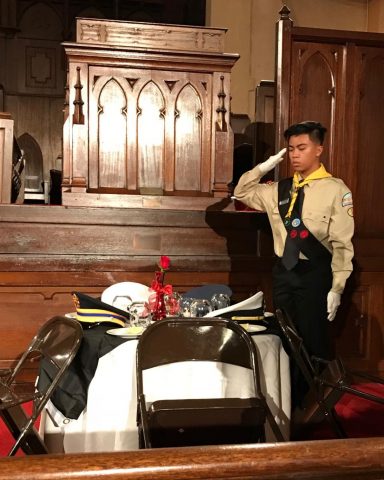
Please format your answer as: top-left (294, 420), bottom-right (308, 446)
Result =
top-left (152, 291), bottom-right (166, 321)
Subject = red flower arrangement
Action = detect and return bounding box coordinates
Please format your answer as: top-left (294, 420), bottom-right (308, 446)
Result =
top-left (149, 255), bottom-right (173, 321)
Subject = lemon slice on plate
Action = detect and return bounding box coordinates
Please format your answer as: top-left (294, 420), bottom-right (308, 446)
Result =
top-left (126, 326), bottom-right (144, 335)
top-left (241, 324), bottom-right (267, 333)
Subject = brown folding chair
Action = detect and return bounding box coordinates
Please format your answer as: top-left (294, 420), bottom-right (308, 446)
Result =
top-left (136, 317), bottom-right (284, 448)
top-left (275, 308), bottom-right (384, 438)
top-left (0, 316), bottom-right (83, 455)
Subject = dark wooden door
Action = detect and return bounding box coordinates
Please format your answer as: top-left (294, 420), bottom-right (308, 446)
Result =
top-left (353, 46), bottom-right (384, 236)
top-left (290, 42), bottom-right (345, 173)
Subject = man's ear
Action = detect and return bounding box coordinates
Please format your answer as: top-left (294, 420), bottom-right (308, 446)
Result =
top-left (316, 145), bottom-right (324, 157)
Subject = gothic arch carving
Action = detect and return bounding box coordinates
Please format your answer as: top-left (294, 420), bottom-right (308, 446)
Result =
top-left (137, 81), bottom-right (165, 190)
top-left (174, 83), bottom-right (202, 191)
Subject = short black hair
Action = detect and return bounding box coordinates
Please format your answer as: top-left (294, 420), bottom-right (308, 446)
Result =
top-left (284, 121), bottom-right (327, 145)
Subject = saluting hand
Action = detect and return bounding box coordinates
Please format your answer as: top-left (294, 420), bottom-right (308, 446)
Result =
top-left (258, 148), bottom-right (287, 175)
top-left (327, 291), bottom-right (341, 322)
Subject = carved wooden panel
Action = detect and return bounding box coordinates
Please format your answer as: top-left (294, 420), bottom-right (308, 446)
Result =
top-left (290, 42), bottom-right (344, 173)
top-left (88, 67), bottom-right (212, 195)
top-left (76, 18), bottom-right (225, 53)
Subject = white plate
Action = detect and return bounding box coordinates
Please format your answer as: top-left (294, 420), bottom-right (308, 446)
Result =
top-left (106, 327), bottom-right (144, 338)
top-left (242, 324), bottom-right (267, 333)
top-left (101, 282), bottom-right (151, 309)
top-left (65, 312), bottom-right (77, 319)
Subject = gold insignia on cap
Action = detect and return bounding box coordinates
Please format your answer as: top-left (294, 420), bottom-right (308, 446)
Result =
top-left (72, 293), bottom-right (80, 308)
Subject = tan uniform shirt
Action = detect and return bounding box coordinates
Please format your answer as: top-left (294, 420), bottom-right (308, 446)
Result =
top-left (234, 166), bottom-right (354, 294)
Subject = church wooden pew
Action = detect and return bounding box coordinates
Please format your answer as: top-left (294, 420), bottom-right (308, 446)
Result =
top-left (0, 437), bottom-right (383, 480)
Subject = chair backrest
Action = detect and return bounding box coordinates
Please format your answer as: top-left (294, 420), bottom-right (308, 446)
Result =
top-left (136, 317), bottom-right (263, 397)
top-left (2, 316), bottom-right (83, 455)
top-left (9, 316), bottom-right (83, 402)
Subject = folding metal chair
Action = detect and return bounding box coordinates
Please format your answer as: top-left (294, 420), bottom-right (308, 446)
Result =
top-left (275, 308), bottom-right (384, 438)
top-left (136, 317), bottom-right (284, 448)
top-left (0, 316), bottom-right (83, 455)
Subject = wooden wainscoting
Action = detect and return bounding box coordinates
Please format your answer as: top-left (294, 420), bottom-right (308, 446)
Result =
top-left (0, 204), bottom-right (274, 371)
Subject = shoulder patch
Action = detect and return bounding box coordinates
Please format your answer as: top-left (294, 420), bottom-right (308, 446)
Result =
top-left (342, 191), bottom-right (353, 207)
top-left (347, 207), bottom-right (353, 217)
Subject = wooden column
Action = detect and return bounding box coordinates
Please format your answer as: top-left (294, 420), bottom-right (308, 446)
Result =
top-left (0, 112), bottom-right (14, 203)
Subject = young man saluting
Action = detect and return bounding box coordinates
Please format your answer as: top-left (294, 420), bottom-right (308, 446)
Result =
top-left (234, 121), bottom-right (354, 406)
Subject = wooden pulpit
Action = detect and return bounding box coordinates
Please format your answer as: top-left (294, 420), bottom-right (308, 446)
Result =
top-left (62, 18), bottom-right (239, 210)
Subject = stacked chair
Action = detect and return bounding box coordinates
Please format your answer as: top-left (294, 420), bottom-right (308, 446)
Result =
top-left (275, 309), bottom-right (384, 439)
top-left (136, 317), bottom-right (284, 448)
top-left (0, 316), bottom-right (83, 455)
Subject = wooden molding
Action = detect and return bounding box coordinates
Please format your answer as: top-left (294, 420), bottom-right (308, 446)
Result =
top-left (76, 18), bottom-right (227, 54)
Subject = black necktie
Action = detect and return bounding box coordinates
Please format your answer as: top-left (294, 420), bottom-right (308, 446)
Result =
top-left (282, 233), bottom-right (300, 270)
top-left (281, 187), bottom-right (304, 270)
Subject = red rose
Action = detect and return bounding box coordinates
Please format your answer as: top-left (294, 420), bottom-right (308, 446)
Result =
top-left (159, 255), bottom-right (171, 271)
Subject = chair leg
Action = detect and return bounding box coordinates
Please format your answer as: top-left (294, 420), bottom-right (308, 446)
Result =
top-left (320, 402), bottom-right (347, 439)
top-left (264, 406), bottom-right (285, 442)
top-left (1, 406), bottom-right (47, 455)
top-left (337, 385), bottom-right (384, 405)
top-left (8, 416), bottom-right (35, 456)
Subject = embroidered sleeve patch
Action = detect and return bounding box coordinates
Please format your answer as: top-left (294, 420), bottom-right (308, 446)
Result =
top-left (342, 192), bottom-right (353, 207)
top-left (347, 207), bottom-right (353, 217)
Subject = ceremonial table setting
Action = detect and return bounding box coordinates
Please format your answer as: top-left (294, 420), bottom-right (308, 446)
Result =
top-left (39, 257), bottom-right (291, 452)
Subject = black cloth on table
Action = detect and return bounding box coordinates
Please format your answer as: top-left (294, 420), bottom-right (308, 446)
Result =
top-left (38, 324), bottom-right (126, 420)
top-left (38, 317), bottom-right (285, 420)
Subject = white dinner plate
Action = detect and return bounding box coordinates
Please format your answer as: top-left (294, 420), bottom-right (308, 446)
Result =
top-left (101, 282), bottom-right (151, 309)
top-left (106, 327), bottom-right (144, 338)
top-left (242, 324), bottom-right (267, 333)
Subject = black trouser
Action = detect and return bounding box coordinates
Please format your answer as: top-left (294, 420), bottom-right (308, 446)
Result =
top-left (272, 258), bottom-right (333, 409)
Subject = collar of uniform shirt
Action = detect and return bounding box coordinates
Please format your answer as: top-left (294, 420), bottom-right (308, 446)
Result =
top-left (285, 163), bottom-right (332, 219)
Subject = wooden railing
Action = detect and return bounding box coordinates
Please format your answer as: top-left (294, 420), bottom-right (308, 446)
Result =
top-left (0, 438), bottom-right (383, 480)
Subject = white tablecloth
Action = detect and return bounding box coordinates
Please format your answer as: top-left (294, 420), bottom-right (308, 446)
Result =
top-left (41, 334), bottom-right (290, 452)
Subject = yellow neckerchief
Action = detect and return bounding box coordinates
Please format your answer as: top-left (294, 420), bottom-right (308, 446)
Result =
top-left (285, 163), bottom-right (332, 219)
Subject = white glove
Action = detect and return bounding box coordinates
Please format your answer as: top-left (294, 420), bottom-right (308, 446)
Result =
top-left (258, 148), bottom-right (287, 175)
top-left (327, 291), bottom-right (341, 322)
